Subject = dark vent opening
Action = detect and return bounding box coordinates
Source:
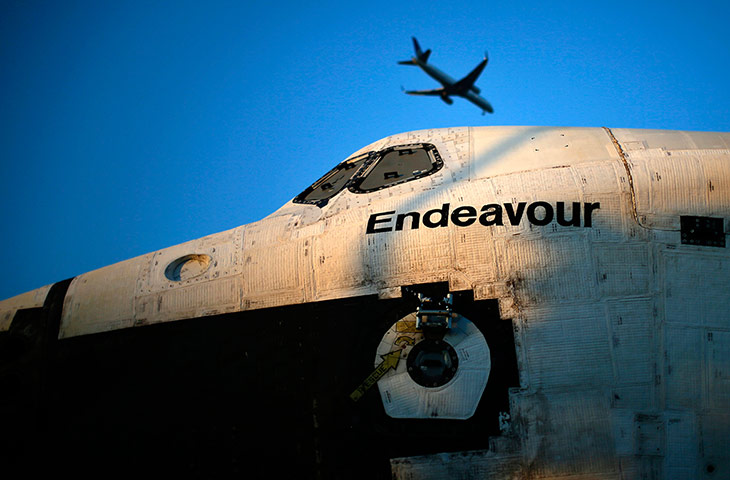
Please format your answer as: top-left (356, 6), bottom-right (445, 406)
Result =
top-left (680, 216), bottom-right (725, 248)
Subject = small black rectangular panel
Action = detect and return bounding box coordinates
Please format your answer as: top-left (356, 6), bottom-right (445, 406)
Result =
top-left (680, 216), bottom-right (726, 247)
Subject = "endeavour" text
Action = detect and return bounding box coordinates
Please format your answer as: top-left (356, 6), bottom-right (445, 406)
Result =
top-left (366, 202), bottom-right (601, 234)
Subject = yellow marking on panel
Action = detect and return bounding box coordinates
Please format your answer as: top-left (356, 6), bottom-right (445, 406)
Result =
top-left (350, 349), bottom-right (403, 402)
top-left (395, 335), bottom-right (415, 347)
top-left (395, 320), bottom-right (419, 333)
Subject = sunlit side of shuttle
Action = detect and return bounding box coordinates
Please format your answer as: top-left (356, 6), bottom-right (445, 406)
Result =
top-left (1, 126), bottom-right (728, 478)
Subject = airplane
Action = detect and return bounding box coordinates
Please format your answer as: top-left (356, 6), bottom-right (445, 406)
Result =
top-left (399, 37), bottom-right (494, 115)
top-left (1, 126), bottom-right (729, 479)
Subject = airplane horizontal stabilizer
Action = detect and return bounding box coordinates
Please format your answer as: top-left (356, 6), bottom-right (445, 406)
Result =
top-left (404, 88), bottom-right (445, 96)
top-left (398, 47), bottom-right (431, 65)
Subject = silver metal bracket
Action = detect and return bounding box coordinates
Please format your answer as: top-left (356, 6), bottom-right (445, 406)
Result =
top-left (415, 293), bottom-right (454, 331)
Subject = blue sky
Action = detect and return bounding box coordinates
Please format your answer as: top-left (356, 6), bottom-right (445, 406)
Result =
top-left (1, 0), bottom-right (729, 299)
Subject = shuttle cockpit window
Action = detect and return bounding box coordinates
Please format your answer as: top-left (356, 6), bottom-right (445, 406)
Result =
top-left (293, 154), bottom-right (369, 207)
top-left (349, 143), bottom-right (442, 193)
top-left (293, 143), bottom-right (443, 207)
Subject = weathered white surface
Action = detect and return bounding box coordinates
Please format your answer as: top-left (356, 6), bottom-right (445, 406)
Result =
top-left (60, 253), bottom-right (153, 337)
top-left (391, 449), bottom-right (523, 480)
top-left (0, 284), bottom-right (51, 331)
top-left (2, 126), bottom-right (729, 478)
top-left (613, 128), bottom-right (730, 230)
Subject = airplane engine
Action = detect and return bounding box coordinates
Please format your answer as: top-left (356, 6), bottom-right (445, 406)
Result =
top-left (440, 94), bottom-right (453, 105)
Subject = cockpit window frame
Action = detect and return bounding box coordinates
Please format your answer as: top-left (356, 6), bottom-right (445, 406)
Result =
top-left (347, 143), bottom-right (443, 194)
top-left (292, 153), bottom-right (371, 207)
top-left (292, 143), bottom-right (443, 208)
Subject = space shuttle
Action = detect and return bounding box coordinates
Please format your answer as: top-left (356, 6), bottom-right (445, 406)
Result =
top-left (1, 126), bottom-right (728, 478)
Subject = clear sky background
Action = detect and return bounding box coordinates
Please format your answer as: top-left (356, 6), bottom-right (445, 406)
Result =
top-left (1, 0), bottom-right (729, 300)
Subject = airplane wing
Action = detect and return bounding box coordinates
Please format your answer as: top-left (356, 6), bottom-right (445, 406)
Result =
top-left (453, 56), bottom-right (488, 94)
top-left (404, 88), bottom-right (445, 96)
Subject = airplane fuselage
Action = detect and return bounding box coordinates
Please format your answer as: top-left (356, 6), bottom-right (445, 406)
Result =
top-left (415, 59), bottom-right (457, 89)
top-left (412, 57), bottom-right (493, 112)
top-left (463, 90), bottom-right (493, 113)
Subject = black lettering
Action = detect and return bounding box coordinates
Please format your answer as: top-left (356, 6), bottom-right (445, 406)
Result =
top-left (556, 202), bottom-right (581, 227)
top-left (423, 203), bottom-right (450, 228)
top-left (584, 202), bottom-right (600, 227)
top-left (366, 211), bottom-right (395, 234)
top-left (369, 201), bottom-right (595, 233)
top-left (504, 202), bottom-right (527, 225)
top-left (395, 211), bottom-right (420, 230)
top-left (526, 201), bottom-right (553, 226)
top-left (451, 206), bottom-right (477, 227)
top-left (479, 204), bottom-right (503, 226)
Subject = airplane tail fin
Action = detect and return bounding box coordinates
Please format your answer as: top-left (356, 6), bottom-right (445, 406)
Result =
top-left (399, 37), bottom-right (431, 65)
top-left (412, 37), bottom-right (431, 63)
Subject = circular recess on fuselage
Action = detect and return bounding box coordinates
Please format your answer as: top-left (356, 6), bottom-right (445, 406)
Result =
top-left (164, 254), bottom-right (212, 282)
top-left (375, 312), bottom-right (490, 419)
top-left (406, 339), bottom-right (459, 388)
